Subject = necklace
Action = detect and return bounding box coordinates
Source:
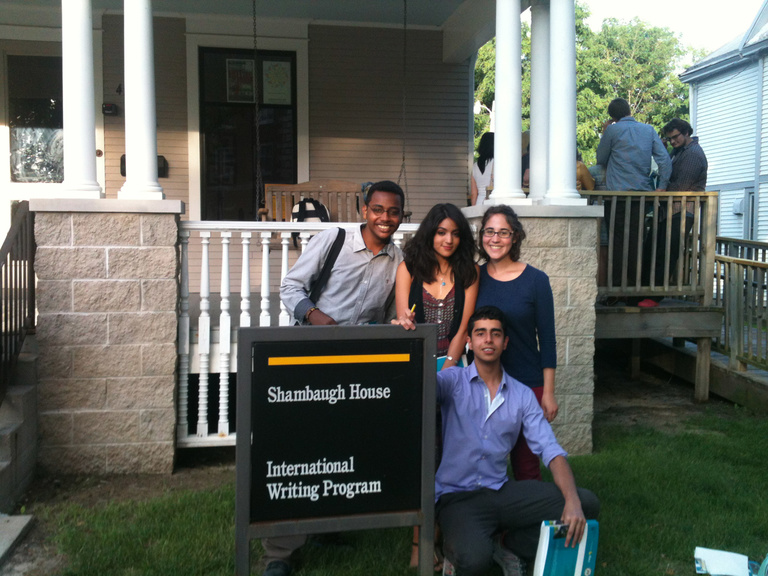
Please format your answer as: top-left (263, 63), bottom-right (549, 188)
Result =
top-left (436, 266), bottom-right (451, 299)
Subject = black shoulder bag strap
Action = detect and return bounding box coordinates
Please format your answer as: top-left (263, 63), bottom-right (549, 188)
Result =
top-left (308, 227), bottom-right (345, 304)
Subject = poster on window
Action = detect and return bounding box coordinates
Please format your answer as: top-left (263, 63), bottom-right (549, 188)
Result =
top-left (226, 59), bottom-right (256, 103)
top-left (263, 60), bottom-right (292, 105)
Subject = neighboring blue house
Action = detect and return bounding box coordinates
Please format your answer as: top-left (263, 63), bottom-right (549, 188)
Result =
top-left (681, 0), bottom-right (768, 240)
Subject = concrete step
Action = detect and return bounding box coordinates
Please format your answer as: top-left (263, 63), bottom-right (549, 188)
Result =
top-left (0, 514), bottom-right (34, 566)
top-left (12, 336), bottom-right (39, 389)
top-left (0, 415), bottom-right (35, 513)
top-left (0, 336), bottom-right (39, 514)
top-left (0, 421), bottom-right (21, 463)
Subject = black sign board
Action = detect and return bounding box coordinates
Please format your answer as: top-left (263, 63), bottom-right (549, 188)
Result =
top-left (235, 325), bottom-right (436, 576)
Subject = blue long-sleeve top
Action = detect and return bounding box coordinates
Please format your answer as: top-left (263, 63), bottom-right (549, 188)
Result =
top-left (475, 263), bottom-right (556, 388)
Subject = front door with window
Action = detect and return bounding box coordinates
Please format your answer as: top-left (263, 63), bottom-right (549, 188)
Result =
top-left (199, 47), bottom-right (296, 221)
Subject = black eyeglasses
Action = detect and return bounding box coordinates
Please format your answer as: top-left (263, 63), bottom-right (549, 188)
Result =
top-left (666, 132), bottom-right (684, 141)
top-left (368, 205), bottom-right (403, 218)
top-left (481, 228), bottom-right (512, 239)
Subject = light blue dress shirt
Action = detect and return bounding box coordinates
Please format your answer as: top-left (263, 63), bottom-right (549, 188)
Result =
top-left (596, 116), bottom-right (672, 191)
top-left (280, 225), bottom-right (403, 325)
top-left (435, 363), bottom-right (567, 500)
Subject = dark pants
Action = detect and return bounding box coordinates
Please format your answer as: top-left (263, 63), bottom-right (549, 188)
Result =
top-left (606, 199), bottom-right (642, 287)
top-left (510, 386), bottom-right (544, 481)
top-left (261, 535), bottom-right (307, 567)
top-left (437, 482), bottom-right (600, 576)
top-left (641, 212), bottom-right (695, 288)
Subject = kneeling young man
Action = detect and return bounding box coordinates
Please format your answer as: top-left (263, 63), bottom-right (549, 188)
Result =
top-left (436, 306), bottom-right (600, 576)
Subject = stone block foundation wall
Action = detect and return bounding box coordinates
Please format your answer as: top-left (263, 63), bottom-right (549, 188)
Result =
top-left (466, 205), bottom-right (601, 455)
top-left (523, 216), bottom-right (598, 455)
top-left (31, 199), bottom-right (184, 474)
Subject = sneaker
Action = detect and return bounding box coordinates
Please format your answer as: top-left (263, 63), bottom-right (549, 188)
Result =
top-left (263, 560), bottom-right (292, 576)
top-left (493, 538), bottom-right (526, 576)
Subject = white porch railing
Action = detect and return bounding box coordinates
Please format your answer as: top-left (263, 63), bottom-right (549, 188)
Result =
top-left (177, 221), bottom-right (418, 448)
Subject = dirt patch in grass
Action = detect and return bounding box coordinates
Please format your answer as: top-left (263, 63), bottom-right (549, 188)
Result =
top-left (0, 346), bottom-right (743, 576)
top-left (593, 341), bottom-right (740, 434)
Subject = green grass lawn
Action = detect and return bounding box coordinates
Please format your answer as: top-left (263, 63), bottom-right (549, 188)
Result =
top-left (44, 406), bottom-right (768, 576)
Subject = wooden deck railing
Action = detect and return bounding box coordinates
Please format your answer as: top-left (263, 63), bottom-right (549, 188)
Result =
top-left (177, 220), bottom-right (418, 447)
top-left (0, 201), bottom-right (36, 408)
top-left (582, 191), bottom-right (718, 304)
top-left (714, 237), bottom-right (768, 371)
top-left (716, 236), bottom-right (768, 262)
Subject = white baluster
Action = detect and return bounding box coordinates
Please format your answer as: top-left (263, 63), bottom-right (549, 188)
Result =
top-left (177, 229), bottom-right (190, 441)
top-left (218, 232), bottom-right (231, 437)
top-left (279, 232), bottom-right (291, 326)
top-left (260, 232), bottom-right (272, 326)
top-left (299, 232), bottom-right (311, 252)
top-left (197, 231), bottom-right (211, 437)
top-left (240, 232), bottom-right (252, 328)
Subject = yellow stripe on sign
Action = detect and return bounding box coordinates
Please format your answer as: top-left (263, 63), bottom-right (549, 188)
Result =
top-left (268, 353), bottom-right (410, 366)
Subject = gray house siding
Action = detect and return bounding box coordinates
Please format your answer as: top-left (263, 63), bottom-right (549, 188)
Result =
top-left (308, 26), bottom-right (472, 219)
top-left (693, 62), bottom-right (761, 239)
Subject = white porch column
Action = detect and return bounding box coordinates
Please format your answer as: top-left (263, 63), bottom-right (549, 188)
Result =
top-left (119, 0), bottom-right (164, 200)
top-left (528, 0), bottom-right (550, 201)
top-left (61, 0), bottom-right (103, 198)
top-left (488, 0), bottom-right (530, 204)
top-left (544, 0), bottom-right (585, 205)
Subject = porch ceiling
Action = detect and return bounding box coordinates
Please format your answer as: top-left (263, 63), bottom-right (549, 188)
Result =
top-left (5, 0), bottom-right (515, 62)
top-left (9, 0), bottom-right (478, 28)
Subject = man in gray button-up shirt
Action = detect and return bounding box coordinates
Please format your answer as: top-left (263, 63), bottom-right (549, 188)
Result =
top-left (280, 180), bottom-right (405, 326)
top-left (264, 180), bottom-right (405, 576)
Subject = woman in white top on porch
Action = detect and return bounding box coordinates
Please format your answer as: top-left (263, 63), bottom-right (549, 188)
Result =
top-left (470, 132), bottom-right (494, 206)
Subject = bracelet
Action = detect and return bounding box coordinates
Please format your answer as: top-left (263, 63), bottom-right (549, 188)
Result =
top-left (306, 307), bottom-right (319, 320)
top-left (446, 356), bottom-right (454, 362)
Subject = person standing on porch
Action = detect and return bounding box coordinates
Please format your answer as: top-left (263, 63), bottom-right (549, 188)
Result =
top-left (663, 118), bottom-right (707, 193)
top-left (596, 97), bottom-right (672, 290)
top-left (266, 180), bottom-right (405, 576)
top-left (596, 98), bottom-right (671, 192)
top-left (638, 119), bottom-right (709, 306)
top-left (471, 132), bottom-right (495, 206)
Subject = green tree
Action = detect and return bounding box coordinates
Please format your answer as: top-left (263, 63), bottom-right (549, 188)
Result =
top-left (579, 17), bottom-right (689, 162)
top-left (474, 38), bottom-right (496, 152)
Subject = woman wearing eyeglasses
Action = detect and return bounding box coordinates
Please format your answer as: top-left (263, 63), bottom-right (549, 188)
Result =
top-left (475, 205), bottom-right (557, 482)
top-left (391, 203), bottom-right (478, 570)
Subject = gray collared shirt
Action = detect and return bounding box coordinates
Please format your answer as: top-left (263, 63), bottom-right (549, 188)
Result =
top-left (596, 116), bottom-right (672, 191)
top-left (280, 225), bottom-right (403, 325)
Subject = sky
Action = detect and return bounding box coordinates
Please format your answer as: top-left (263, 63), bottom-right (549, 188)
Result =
top-left (581, 0), bottom-right (765, 54)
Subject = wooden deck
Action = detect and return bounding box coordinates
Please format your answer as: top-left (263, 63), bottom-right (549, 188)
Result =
top-left (582, 191), bottom-right (721, 401)
top-left (595, 299), bottom-right (723, 402)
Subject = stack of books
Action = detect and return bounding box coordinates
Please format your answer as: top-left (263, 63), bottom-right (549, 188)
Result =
top-left (532, 520), bottom-right (599, 576)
